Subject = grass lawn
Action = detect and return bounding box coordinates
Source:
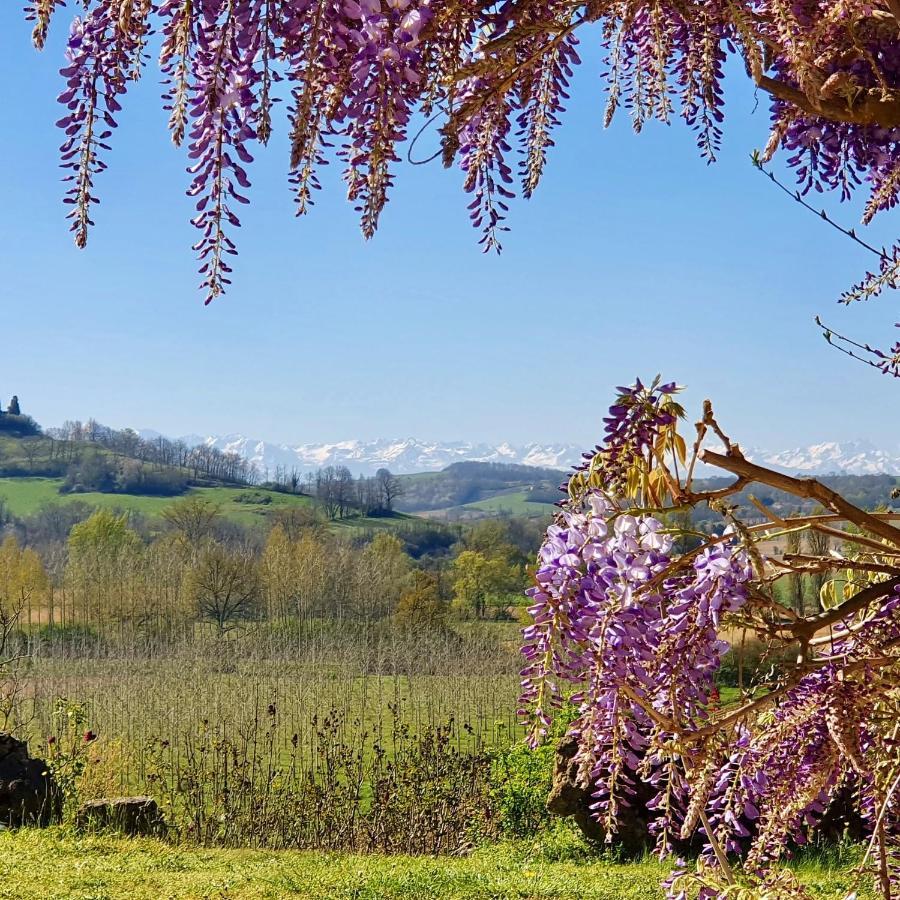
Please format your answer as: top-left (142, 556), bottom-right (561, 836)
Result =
top-left (0, 830), bottom-right (873, 900)
top-left (0, 830), bottom-right (667, 900)
top-left (0, 477), bottom-right (73, 516)
top-left (330, 510), bottom-right (419, 533)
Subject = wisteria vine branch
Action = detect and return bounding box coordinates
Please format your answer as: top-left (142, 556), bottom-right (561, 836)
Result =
top-left (521, 376), bottom-right (900, 899)
top-left (19, 0), bottom-right (900, 336)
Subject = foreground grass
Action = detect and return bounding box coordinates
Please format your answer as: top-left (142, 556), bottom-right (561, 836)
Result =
top-left (0, 830), bottom-right (666, 900)
top-left (0, 830), bottom-right (873, 900)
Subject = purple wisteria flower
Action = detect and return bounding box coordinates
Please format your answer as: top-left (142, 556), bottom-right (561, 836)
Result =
top-left (27, 0), bottom-right (900, 311)
top-left (521, 380), bottom-right (900, 896)
top-left (521, 484), bottom-right (751, 847)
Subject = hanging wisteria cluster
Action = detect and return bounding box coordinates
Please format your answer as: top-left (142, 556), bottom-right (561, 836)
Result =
top-left (23, 1), bottom-right (900, 323)
top-left (523, 377), bottom-right (900, 899)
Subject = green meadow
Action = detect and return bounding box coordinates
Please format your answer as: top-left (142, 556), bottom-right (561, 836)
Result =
top-left (0, 830), bottom-right (873, 900)
top-left (460, 490), bottom-right (557, 518)
top-left (0, 476), bottom-right (424, 531)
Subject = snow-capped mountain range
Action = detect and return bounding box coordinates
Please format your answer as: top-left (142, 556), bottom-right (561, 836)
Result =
top-left (757, 441), bottom-right (900, 477)
top-left (145, 433), bottom-right (900, 479)
top-left (177, 435), bottom-right (585, 477)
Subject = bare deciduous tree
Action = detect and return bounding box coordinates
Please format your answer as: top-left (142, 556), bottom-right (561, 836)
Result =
top-left (186, 544), bottom-right (262, 635)
top-left (375, 469), bottom-right (404, 512)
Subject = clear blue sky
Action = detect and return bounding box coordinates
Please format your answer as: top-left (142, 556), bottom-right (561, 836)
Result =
top-left (2, 8), bottom-right (898, 449)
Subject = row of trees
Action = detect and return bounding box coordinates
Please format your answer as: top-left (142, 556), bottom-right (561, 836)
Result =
top-left (19, 417), bottom-right (407, 518)
top-left (1, 405), bottom-right (415, 523)
top-left (49, 420), bottom-right (258, 485)
top-left (0, 497), bottom-right (536, 643)
top-left (312, 466), bottom-right (404, 519)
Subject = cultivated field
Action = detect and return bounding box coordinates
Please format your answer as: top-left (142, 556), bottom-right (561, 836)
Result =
top-left (21, 655), bottom-right (525, 772)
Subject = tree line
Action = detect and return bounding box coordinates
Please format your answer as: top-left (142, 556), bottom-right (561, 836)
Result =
top-left (0, 498), bottom-right (546, 652)
top-left (307, 466), bottom-right (404, 519)
top-left (7, 414), bottom-right (414, 521)
top-left (49, 420), bottom-right (258, 486)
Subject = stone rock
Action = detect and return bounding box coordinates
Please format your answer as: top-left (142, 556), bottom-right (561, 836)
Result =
top-left (75, 796), bottom-right (166, 837)
top-left (547, 735), bottom-right (875, 854)
top-left (546, 735), bottom-right (604, 843)
top-left (546, 735), bottom-right (654, 852)
top-left (0, 732), bottom-right (61, 827)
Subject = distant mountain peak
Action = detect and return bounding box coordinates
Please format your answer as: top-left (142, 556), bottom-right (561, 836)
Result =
top-left (759, 440), bottom-right (899, 476)
top-left (167, 434), bottom-right (900, 478)
top-left (181, 435), bottom-right (583, 478)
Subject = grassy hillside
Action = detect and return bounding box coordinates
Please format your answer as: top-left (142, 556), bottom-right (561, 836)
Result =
top-left (0, 430), bottom-right (437, 534)
top-left (411, 468), bottom-right (900, 526)
top-left (0, 433), bottom-right (40, 461)
top-left (421, 490), bottom-right (557, 521)
top-left (397, 462), bottom-right (563, 519)
top-left (459, 490), bottom-right (557, 517)
top-left (0, 476), bottom-right (429, 534)
top-left (0, 477), bottom-right (314, 526)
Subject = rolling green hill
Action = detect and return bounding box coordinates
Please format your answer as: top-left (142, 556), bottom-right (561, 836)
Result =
top-left (0, 424), bottom-right (312, 527)
top-left (396, 461), bottom-right (563, 518)
top-left (0, 476), bottom-right (315, 526)
top-left (0, 427), bottom-right (438, 538)
top-left (1, 427), bottom-right (562, 528)
top-left (458, 490), bottom-right (557, 518)
top-left (0, 475), bottom-right (432, 539)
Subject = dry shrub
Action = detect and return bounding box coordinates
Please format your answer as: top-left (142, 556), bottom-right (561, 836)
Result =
top-left (76, 737), bottom-right (132, 801)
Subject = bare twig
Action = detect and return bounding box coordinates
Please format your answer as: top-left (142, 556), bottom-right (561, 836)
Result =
top-left (779, 554), bottom-right (900, 577)
top-left (791, 575), bottom-right (900, 638)
top-left (754, 160), bottom-right (887, 259)
top-left (700, 449), bottom-right (900, 549)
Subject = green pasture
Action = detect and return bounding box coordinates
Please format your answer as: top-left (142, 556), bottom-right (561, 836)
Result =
top-left (0, 477), bottom-right (320, 526)
top-left (460, 490), bottom-right (556, 518)
top-left (0, 476), bottom-right (429, 533)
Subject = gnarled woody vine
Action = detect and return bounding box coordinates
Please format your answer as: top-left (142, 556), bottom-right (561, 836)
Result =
top-left (522, 377), bottom-right (900, 899)
top-left (21, 2), bottom-right (900, 365)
